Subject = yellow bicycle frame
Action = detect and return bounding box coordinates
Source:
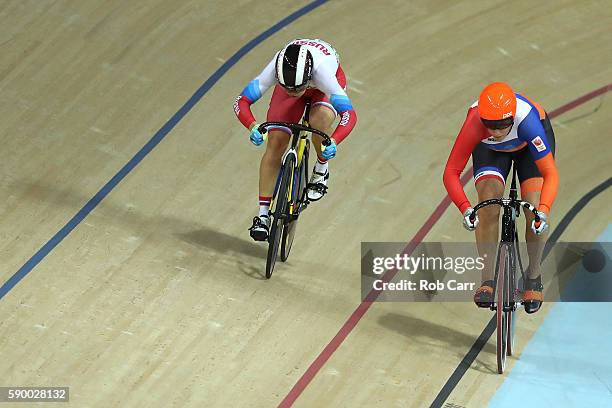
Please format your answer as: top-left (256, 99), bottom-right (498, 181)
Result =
top-left (289, 130), bottom-right (309, 215)
top-left (269, 122), bottom-right (310, 216)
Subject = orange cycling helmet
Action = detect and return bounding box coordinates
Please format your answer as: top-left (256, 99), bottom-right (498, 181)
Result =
top-left (478, 82), bottom-right (517, 121)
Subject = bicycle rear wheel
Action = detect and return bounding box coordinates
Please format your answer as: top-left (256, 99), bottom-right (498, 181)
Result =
top-left (266, 158), bottom-right (293, 278)
top-left (281, 147), bottom-right (308, 262)
top-left (496, 243), bottom-right (511, 374)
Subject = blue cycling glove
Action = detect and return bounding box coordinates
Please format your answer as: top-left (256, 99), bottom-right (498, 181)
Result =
top-left (321, 139), bottom-right (337, 160)
top-left (249, 124), bottom-right (265, 146)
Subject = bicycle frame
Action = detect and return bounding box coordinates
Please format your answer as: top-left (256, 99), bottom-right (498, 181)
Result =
top-left (473, 165), bottom-right (541, 308)
top-left (499, 168), bottom-right (520, 311)
top-left (270, 133), bottom-right (307, 218)
top-left (260, 103), bottom-right (331, 219)
top-left (291, 131), bottom-right (310, 216)
top-left (287, 105), bottom-right (311, 216)
top-left (472, 164), bottom-right (542, 372)
top-left (257, 108), bottom-right (332, 278)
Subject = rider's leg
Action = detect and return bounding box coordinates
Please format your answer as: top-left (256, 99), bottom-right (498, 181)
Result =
top-left (521, 181), bottom-right (546, 279)
top-left (475, 178), bottom-right (505, 282)
top-left (471, 143), bottom-right (511, 307)
top-left (249, 130), bottom-right (290, 241)
top-left (307, 103), bottom-right (336, 201)
top-left (250, 85), bottom-right (305, 240)
top-left (472, 144), bottom-right (511, 281)
top-left (472, 177), bottom-right (505, 307)
top-left (521, 182), bottom-right (546, 313)
top-left (309, 103), bottom-right (336, 159)
top-left (259, 130), bottom-right (291, 201)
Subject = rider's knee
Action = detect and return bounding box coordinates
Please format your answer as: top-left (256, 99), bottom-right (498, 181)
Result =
top-left (264, 131), bottom-right (289, 156)
top-left (476, 178), bottom-right (505, 200)
top-left (309, 105), bottom-right (335, 131)
top-left (479, 205), bottom-right (500, 224)
top-left (523, 207), bottom-right (536, 222)
top-left (474, 179), bottom-right (503, 224)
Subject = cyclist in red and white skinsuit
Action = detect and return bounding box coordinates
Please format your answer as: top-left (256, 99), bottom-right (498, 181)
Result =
top-left (233, 39), bottom-right (357, 241)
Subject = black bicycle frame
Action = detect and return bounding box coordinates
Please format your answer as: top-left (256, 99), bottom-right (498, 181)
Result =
top-left (472, 165), bottom-right (541, 310)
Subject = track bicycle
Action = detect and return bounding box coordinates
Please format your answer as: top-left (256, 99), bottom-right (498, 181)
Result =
top-left (470, 164), bottom-right (542, 373)
top-left (257, 102), bottom-right (332, 279)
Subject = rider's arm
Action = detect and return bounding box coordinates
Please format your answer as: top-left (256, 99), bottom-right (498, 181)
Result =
top-left (534, 154), bottom-right (558, 214)
top-left (518, 109), bottom-right (559, 214)
top-left (329, 96), bottom-right (356, 144)
top-left (443, 108), bottom-right (483, 213)
top-left (233, 55), bottom-right (278, 129)
top-left (315, 65), bottom-right (356, 144)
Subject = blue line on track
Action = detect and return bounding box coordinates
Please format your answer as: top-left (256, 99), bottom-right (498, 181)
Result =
top-left (0, 0), bottom-right (329, 300)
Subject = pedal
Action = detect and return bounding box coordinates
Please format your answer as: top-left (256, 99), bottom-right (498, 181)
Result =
top-left (306, 182), bottom-right (328, 201)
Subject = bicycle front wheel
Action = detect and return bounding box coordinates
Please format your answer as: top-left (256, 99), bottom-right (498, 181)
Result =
top-left (507, 244), bottom-right (518, 356)
top-left (281, 147), bottom-right (308, 262)
top-left (266, 158), bottom-right (293, 278)
top-left (496, 243), bottom-right (511, 374)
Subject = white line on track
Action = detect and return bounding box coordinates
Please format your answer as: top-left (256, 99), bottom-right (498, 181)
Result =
top-left (89, 126), bottom-right (107, 134)
top-left (371, 196), bottom-right (392, 204)
top-left (497, 47), bottom-right (510, 56)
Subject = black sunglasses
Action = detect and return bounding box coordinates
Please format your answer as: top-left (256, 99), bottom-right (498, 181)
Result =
top-left (481, 117), bottom-right (514, 130)
top-left (283, 84), bottom-right (307, 93)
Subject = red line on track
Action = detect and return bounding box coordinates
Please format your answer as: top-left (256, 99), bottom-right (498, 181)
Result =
top-left (549, 83), bottom-right (612, 118)
top-left (278, 82), bottom-right (612, 408)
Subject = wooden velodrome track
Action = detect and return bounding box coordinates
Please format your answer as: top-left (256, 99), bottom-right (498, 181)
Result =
top-left (1, 1), bottom-right (611, 407)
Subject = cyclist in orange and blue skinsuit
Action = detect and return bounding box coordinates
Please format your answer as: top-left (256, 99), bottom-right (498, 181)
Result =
top-left (443, 82), bottom-right (559, 313)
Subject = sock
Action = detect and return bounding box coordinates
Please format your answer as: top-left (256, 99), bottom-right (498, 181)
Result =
top-left (314, 157), bottom-right (328, 175)
top-left (259, 196), bottom-right (271, 217)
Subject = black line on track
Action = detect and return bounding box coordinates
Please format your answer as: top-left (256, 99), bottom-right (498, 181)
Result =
top-left (430, 176), bottom-right (612, 408)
